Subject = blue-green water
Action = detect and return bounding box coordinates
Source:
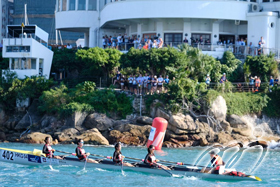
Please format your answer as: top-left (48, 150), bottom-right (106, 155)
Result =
top-left (0, 143), bottom-right (279, 187)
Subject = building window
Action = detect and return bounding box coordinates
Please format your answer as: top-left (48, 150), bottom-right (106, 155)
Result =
top-left (6, 46), bottom-right (30, 52)
top-left (250, 0), bottom-right (256, 2)
top-left (78, 0), bottom-right (86, 10)
top-left (273, 0), bottom-right (280, 2)
top-left (57, 0), bottom-right (61, 11)
top-left (88, 0), bottom-right (97, 10)
top-left (62, 0), bottom-right (67, 11)
top-left (191, 34), bottom-right (211, 44)
top-left (262, 0), bottom-right (270, 2)
top-left (164, 33), bottom-right (183, 46)
top-left (11, 58), bottom-right (36, 70)
top-left (69, 0), bottom-right (76, 10)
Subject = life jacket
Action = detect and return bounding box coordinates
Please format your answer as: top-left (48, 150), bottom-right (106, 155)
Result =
top-left (229, 171), bottom-right (247, 177)
top-left (77, 147), bottom-right (86, 160)
top-left (212, 155), bottom-right (223, 170)
top-left (146, 155), bottom-right (156, 166)
top-left (113, 151), bottom-right (122, 164)
top-left (45, 144), bottom-right (53, 158)
top-left (255, 79), bottom-right (261, 87)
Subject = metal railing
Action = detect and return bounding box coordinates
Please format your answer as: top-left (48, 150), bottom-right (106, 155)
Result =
top-left (103, 42), bottom-right (280, 59)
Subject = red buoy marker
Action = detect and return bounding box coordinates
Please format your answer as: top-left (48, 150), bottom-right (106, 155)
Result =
top-left (147, 117), bottom-right (168, 150)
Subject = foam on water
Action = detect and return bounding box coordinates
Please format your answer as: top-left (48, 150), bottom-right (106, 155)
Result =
top-left (268, 140), bottom-right (280, 149)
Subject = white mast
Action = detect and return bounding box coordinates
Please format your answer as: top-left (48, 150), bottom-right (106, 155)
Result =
top-left (24, 4), bottom-right (29, 25)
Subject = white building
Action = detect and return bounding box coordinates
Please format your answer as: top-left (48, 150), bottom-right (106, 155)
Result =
top-left (2, 25), bottom-right (54, 79)
top-left (55, 0), bottom-right (280, 56)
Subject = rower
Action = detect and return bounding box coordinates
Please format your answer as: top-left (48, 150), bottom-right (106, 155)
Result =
top-left (75, 139), bottom-right (98, 163)
top-left (209, 148), bottom-right (225, 174)
top-left (42, 137), bottom-right (62, 159)
top-left (113, 142), bottom-right (134, 167)
top-left (144, 145), bottom-right (170, 170)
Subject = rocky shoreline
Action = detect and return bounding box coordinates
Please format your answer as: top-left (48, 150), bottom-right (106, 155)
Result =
top-left (0, 97), bottom-right (279, 148)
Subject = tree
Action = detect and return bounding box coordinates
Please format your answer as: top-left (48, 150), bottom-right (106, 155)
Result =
top-left (220, 51), bottom-right (243, 82)
top-left (76, 47), bottom-right (122, 77)
top-left (244, 54), bottom-right (279, 82)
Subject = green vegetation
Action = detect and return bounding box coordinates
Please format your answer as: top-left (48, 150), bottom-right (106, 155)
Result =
top-left (244, 54), bottom-right (278, 82)
top-left (0, 73), bottom-right (54, 112)
top-left (38, 82), bottom-right (133, 119)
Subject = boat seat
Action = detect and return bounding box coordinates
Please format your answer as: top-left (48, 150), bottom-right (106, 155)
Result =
top-left (99, 160), bottom-right (116, 165)
top-left (63, 157), bottom-right (80, 162)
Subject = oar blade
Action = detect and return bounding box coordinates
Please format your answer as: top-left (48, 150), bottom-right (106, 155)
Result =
top-left (247, 175), bottom-right (262, 181)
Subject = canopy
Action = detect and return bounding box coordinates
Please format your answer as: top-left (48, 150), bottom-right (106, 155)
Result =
top-left (6, 24), bottom-right (49, 43)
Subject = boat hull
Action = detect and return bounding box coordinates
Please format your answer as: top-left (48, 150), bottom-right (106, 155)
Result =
top-left (0, 148), bottom-right (259, 182)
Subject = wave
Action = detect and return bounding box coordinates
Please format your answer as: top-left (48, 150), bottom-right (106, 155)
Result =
top-left (268, 140), bottom-right (280, 149)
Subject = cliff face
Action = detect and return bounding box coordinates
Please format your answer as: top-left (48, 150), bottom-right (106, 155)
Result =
top-left (0, 97), bottom-right (279, 148)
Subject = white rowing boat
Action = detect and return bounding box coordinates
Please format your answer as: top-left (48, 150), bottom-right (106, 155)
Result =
top-left (0, 147), bottom-right (261, 182)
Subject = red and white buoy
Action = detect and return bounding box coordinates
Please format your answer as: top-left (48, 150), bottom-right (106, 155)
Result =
top-left (146, 117), bottom-right (168, 150)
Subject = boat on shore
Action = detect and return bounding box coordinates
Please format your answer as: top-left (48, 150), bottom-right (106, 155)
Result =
top-left (0, 147), bottom-right (261, 182)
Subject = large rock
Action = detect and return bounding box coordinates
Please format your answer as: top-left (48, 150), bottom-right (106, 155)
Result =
top-left (66, 112), bottom-right (88, 129)
top-left (227, 114), bottom-right (247, 128)
top-left (0, 132), bottom-right (6, 141)
top-left (196, 121), bottom-right (210, 133)
top-left (84, 113), bottom-right (113, 131)
top-left (216, 132), bottom-right (234, 145)
top-left (15, 100), bottom-right (43, 130)
top-left (108, 130), bottom-right (147, 146)
top-left (232, 127), bottom-right (253, 137)
top-left (136, 116), bottom-right (153, 125)
top-left (114, 123), bottom-right (151, 137)
top-left (0, 104), bottom-right (7, 125)
top-left (20, 132), bottom-right (52, 144)
top-left (155, 108), bottom-right (170, 120)
top-left (3, 115), bottom-right (24, 130)
top-left (75, 128), bottom-right (109, 145)
top-left (169, 113), bottom-right (197, 131)
top-left (209, 96), bottom-right (227, 122)
top-left (56, 128), bottom-right (79, 142)
top-left (220, 120), bottom-right (232, 134)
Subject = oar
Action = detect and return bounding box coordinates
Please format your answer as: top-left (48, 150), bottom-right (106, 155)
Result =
top-left (155, 163), bottom-right (180, 178)
top-left (83, 155), bottom-right (88, 170)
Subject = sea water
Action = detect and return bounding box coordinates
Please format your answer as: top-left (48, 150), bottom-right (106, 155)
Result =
top-left (0, 143), bottom-right (279, 187)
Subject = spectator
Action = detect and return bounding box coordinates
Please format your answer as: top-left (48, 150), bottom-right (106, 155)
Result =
top-left (137, 74), bottom-right (144, 95)
top-left (113, 71), bottom-right (121, 85)
top-left (205, 39), bottom-right (211, 45)
top-left (269, 76), bottom-right (274, 92)
top-left (147, 75), bottom-right (152, 93)
top-left (117, 34), bottom-right (122, 49)
top-left (152, 40), bottom-right (157, 48)
top-left (152, 75), bottom-right (158, 94)
top-left (205, 74), bottom-right (211, 85)
top-left (248, 42), bottom-right (254, 55)
top-left (275, 77), bottom-right (279, 88)
top-left (124, 34), bottom-right (129, 43)
top-left (147, 38), bottom-right (152, 49)
top-left (108, 36), bottom-right (112, 48)
top-left (142, 42), bottom-right (149, 50)
top-left (163, 75), bottom-right (170, 93)
top-left (249, 76), bottom-right (255, 92)
top-left (255, 76), bottom-right (261, 92)
top-left (259, 36), bottom-right (265, 48)
top-left (66, 43), bottom-right (72, 49)
top-left (143, 73), bottom-right (149, 94)
top-left (257, 41), bottom-right (262, 55)
top-left (220, 73), bottom-right (227, 83)
top-left (132, 75), bottom-right (137, 95)
top-left (120, 75), bottom-right (125, 91)
top-left (102, 36), bottom-right (106, 49)
top-left (217, 39), bottom-right (223, 45)
top-left (128, 74), bottom-right (134, 94)
top-left (183, 37), bottom-right (188, 43)
top-left (199, 36), bottom-right (203, 44)
top-left (157, 75), bottom-right (164, 93)
top-left (158, 38), bottom-right (163, 48)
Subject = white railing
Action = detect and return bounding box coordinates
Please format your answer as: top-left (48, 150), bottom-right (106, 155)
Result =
top-left (104, 42), bottom-right (280, 59)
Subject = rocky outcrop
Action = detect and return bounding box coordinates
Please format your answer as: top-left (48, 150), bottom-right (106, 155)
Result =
top-left (168, 113), bottom-right (197, 131)
top-left (66, 111), bottom-right (88, 129)
top-left (75, 128), bottom-right (109, 145)
top-left (136, 116), bottom-right (153, 125)
top-left (209, 96), bottom-right (227, 122)
top-left (55, 128), bottom-right (79, 142)
top-left (220, 120), bottom-right (232, 134)
top-left (108, 124), bottom-right (151, 145)
top-left (20, 132), bottom-right (52, 144)
top-left (0, 104), bottom-right (7, 125)
top-left (228, 114), bottom-right (247, 128)
top-left (84, 113), bottom-right (113, 131)
top-left (0, 132), bottom-right (6, 141)
top-left (15, 100), bottom-right (42, 130)
top-left (155, 107), bottom-right (171, 120)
